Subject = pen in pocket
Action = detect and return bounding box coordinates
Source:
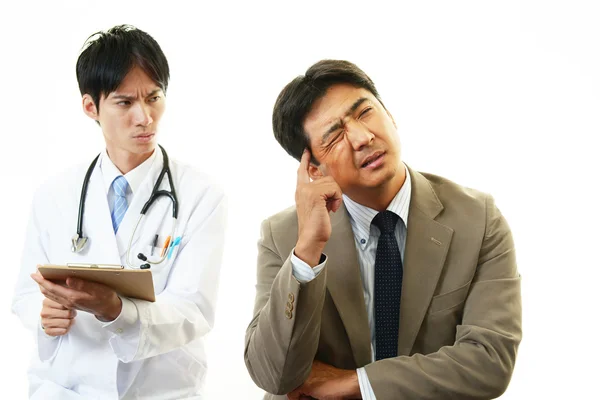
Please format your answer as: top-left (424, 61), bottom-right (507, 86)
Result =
top-left (167, 237), bottom-right (182, 260)
top-left (160, 236), bottom-right (172, 257)
top-left (150, 234), bottom-right (159, 256)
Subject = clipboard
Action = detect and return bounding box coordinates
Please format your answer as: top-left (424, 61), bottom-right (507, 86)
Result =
top-left (38, 264), bottom-right (155, 302)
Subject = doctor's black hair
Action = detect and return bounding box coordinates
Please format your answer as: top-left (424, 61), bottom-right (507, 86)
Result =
top-left (76, 25), bottom-right (170, 113)
top-left (272, 60), bottom-right (384, 165)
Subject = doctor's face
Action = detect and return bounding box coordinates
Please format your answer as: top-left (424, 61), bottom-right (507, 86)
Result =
top-left (303, 84), bottom-right (403, 195)
top-left (84, 66), bottom-right (166, 157)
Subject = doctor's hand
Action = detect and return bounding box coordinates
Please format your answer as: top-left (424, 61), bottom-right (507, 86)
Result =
top-left (287, 360), bottom-right (360, 400)
top-left (295, 150), bottom-right (342, 267)
top-left (31, 271), bottom-right (123, 323)
top-left (40, 298), bottom-right (76, 337)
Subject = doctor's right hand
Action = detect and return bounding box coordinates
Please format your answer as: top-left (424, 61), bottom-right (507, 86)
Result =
top-left (295, 149), bottom-right (342, 267)
top-left (40, 297), bottom-right (76, 337)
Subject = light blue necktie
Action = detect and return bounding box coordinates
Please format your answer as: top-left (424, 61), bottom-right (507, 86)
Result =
top-left (111, 176), bottom-right (129, 233)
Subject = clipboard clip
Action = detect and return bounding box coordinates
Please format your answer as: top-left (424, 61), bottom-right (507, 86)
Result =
top-left (67, 263), bottom-right (124, 270)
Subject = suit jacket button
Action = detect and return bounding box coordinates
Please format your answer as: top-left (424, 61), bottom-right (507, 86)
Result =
top-left (288, 293), bottom-right (294, 303)
top-left (285, 309), bottom-right (292, 319)
top-left (286, 302), bottom-right (294, 312)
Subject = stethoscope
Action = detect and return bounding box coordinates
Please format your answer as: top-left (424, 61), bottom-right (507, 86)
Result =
top-left (71, 145), bottom-right (179, 269)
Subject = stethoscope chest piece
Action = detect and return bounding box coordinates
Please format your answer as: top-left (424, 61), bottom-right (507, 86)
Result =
top-left (71, 233), bottom-right (88, 253)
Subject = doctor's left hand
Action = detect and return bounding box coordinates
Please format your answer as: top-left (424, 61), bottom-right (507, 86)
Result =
top-left (31, 270), bottom-right (123, 322)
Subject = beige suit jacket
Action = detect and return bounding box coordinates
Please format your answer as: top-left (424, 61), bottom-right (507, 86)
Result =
top-left (244, 168), bottom-right (522, 399)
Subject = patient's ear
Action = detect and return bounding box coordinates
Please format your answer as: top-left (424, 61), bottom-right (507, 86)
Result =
top-left (308, 163), bottom-right (325, 181)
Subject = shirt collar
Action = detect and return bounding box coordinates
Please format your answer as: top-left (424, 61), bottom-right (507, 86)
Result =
top-left (99, 148), bottom-right (157, 195)
top-left (343, 163), bottom-right (412, 249)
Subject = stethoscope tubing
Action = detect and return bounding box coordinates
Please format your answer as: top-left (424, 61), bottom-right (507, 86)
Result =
top-left (73, 145), bottom-right (179, 269)
top-left (76, 154), bottom-right (101, 240)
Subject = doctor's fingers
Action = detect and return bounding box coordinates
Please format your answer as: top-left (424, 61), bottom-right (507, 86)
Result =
top-left (34, 276), bottom-right (87, 308)
top-left (41, 316), bottom-right (74, 329)
top-left (43, 297), bottom-right (71, 310)
top-left (40, 304), bottom-right (76, 320)
top-left (41, 319), bottom-right (74, 337)
top-left (39, 289), bottom-right (76, 310)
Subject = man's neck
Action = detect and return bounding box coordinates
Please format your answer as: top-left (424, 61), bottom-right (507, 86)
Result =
top-left (106, 147), bottom-right (155, 175)
top-left (345, 167), bottom-right (407, 211)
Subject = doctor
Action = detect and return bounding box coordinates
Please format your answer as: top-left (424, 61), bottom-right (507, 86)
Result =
top-left (12, 25), bottom-right (226, 399)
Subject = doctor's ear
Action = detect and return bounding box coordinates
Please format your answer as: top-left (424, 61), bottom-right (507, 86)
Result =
top-left (82, 94), bottom-right (99, 121)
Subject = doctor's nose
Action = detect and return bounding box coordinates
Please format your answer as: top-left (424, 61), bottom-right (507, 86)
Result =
top-left (132, 103), bottom-right (153, 127)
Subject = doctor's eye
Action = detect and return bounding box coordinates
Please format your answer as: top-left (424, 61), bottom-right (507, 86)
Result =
top-left (117, 101), bottom-right (131, 106)
top-left (148, 96), bottom-right (161, 103)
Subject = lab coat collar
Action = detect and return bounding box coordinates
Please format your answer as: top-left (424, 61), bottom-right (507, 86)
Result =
top-left (99, 148), bottom-right (157, 195)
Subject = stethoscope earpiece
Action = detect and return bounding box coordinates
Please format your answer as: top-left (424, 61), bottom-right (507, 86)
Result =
top-left (138, 254), bottom-right (151, 269)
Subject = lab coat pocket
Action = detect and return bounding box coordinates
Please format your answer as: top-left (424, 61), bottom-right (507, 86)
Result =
top-left (141, 243), bottom-right (168, 270)
top-left (138, 234), bottom-right (175, 267)
top-left (145, 238), bottom-right (182, 293)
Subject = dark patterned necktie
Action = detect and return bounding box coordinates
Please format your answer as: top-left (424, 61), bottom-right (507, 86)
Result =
top-left (372, 210), bottom-right (403, 360)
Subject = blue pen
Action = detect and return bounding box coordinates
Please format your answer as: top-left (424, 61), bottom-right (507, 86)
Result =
top-left (167, 236), bottom-right (182, 260)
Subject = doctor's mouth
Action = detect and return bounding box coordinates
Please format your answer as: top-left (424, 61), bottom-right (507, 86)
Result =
top-left (133, 132), bottom-right (155, 143)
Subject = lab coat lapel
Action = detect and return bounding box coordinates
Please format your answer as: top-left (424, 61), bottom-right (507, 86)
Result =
top-left (80, 161), bottom-right (121, 264)
top-left (114, 149), bottom-right (170, 260)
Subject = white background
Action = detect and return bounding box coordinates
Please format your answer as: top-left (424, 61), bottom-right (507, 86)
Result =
top-left (0, 0), bottom-right (598, 398)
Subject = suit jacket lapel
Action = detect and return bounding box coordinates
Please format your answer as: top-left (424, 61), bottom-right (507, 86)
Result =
top-left (397, 168), bottom-right (454, 355)
top-left (324, 203), bottom-right (372, 367)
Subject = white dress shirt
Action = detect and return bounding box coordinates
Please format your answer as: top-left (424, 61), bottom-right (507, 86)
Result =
top-left (101, 148), bottom-right (157, 215)
top-left (291, 165), bottom-right (411, 400)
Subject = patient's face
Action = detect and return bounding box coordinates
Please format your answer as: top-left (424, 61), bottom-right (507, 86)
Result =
top-left (303, 84), bottom-right (402, 194)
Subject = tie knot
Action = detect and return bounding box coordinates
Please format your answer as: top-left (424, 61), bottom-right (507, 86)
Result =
top-left (372, 210), bottom-right (400, 234)
top-left (112, 176), bottom-right (129, 198)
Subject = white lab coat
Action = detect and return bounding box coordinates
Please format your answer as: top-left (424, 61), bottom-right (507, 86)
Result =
top-left (12, 148), bottom-right (227, 399)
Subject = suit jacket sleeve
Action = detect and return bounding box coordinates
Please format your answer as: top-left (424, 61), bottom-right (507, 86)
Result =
top-left (244, 218), bottom-right (328, 395)
top-left (364, 194), bottom-right (522, 399)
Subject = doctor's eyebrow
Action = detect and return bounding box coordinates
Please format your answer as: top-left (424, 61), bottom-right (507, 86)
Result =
top-left (321, 97), bottom-right (369, 144)
top-left (110, 89), bottom-right (162, 101)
